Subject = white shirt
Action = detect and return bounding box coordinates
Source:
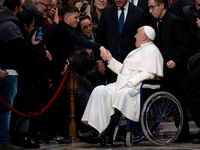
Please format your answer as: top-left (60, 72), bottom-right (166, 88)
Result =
top-left (118, 2), bottom-right (129, 23)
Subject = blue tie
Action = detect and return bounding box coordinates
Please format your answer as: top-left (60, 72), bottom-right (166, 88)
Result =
top-left (118, 8), bottom-right (124, 54)
top-left (119, 8), bottom-right (124, 34)
top-left (131, 0), bottom-right (134, 4)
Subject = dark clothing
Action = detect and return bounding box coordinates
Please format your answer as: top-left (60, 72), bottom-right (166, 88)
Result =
top-left (96, 3), bottom-right (144, 61)
top-left (154, 11), bottom-right (189, 84)
top-left (170, 0), bottom-right (194, 17)
top-left (43, 20), bottom-right (101, 136)
top-left (154, 10), bottom-right (190, 139)
top-left (14, 34), bottom-right (51, 113)
top-left (22, 4), bottom-right (59, 43)
top-left (181, 53), bottom-right (200, 128)
top-left (91, 13), bottom-right (99, 32)
top-left (74, 33), bottom-right (105, 105)
top-left (137, 0), bottom-right (155, 25)
top-left (47, 21), bottom-right (101, 77)
top-left (95, 2), bottom-right (144, 83)
top-left (74, 32), bottom-right (105, 132)
top-left (181, 5), bottom-right (200, 56)
top-left (0, 7), bottom-right (24, 72)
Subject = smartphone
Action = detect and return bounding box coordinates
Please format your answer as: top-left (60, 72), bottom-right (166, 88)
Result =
top-left (80, 1), bottom-right (89, 13)
top-left (35, 27), bottom-right (42, 40)
top-left (52, 0), bottom-right (61, 11)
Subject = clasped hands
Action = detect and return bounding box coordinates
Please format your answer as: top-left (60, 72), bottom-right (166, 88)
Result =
top-left (99, 46), bottom-right (112, 61)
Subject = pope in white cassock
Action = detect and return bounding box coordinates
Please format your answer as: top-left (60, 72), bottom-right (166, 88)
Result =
top-left (81, 26), bottom-right (164, 144)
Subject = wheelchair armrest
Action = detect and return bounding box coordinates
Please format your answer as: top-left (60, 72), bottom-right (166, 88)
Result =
top-left (140, 80), bottom-right (164, 102)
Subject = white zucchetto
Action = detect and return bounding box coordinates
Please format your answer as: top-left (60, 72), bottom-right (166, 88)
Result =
top-left (144, 26), bottom-right (156, 41)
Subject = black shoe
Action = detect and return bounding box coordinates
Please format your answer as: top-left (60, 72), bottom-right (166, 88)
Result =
top-left (84, 137), bottom-right (99, 144)
top-left (51, 135), bottom-right (72, 144)
top-left (79, 128), bottom-right (98, 139)
top-left (35, 132), bottom-right (51, 144)
top-left (22, 139), bottom-right (40, 149)
top-left (98, 131), bottom-right (113, 145)
top-left (193, 139), bottom-right (200, 144)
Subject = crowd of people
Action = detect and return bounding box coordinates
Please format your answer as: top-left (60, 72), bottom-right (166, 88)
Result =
top-left (0, 0), bottom-right (200, 149)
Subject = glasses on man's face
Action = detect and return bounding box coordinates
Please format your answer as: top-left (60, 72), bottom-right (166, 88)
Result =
top-left (149, 4), bottom-right (160, 11)
top-left (38, 1), bottom-right (51, 9)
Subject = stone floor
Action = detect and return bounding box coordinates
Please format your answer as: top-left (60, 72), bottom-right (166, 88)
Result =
top-left (27, 121), bottom-right (200, 150)
top-left (32, 140), bottom-right (200, 150)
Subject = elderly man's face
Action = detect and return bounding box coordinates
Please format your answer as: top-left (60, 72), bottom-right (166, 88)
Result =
top-left (114, 0), bottom-right (128, 8)
top-left (134, 27), bottom-right (145, 48)
top-left (36, 0), bottom-right (51, 15)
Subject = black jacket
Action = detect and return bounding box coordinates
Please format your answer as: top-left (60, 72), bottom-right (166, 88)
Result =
top-left (22, 4), bottom-right (59, 43)
top-left (154, 11), bottom-right (190, 83)
top-left (0, 7), bottom-right (24, 73)
top-left (181, 5), bottom-right (200, 56)
top-left (47, 21), bottom-right (101, 76)
top-left (95, 2), bottom-right (145, 62)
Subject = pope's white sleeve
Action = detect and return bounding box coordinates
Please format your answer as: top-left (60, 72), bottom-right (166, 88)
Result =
top-left (127, 71), bottom-right (154, 88)
top-left (107, 57), bottom-right (123, 75)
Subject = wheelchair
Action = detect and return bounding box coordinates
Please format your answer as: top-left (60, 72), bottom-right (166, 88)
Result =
top-left (113, 80), bottom-right (183, 147)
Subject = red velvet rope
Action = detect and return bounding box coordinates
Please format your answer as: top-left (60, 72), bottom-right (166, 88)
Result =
top-left (0, 67), bottom-right (69, 117)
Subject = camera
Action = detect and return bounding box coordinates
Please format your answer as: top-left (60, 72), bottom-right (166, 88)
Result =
top-left (35, 27), bottom-right (42, 40)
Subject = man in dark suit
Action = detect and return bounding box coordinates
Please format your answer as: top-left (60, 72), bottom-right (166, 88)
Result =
top-left (148, 0), bottom-right (191, 143)
top-left (95, 0), bottom-right (145, 83)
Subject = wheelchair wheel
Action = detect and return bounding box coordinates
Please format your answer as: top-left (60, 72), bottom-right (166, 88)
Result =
top-left (126, 131), bottom-right (133, 147)
top-left (126, 131), bottom-right (144, 147)
top-left (140, 91), bottom-right (183, 145)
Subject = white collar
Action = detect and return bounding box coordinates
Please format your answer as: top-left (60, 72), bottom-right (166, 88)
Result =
top-left (118, 1), bottom-right (129, 10)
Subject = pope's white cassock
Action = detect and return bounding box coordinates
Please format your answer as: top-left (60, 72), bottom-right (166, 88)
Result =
top-left (81, 42), bottom-right (163, 133)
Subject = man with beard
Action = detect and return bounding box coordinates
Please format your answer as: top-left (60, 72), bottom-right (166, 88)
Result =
top-left (0, 0), bottom-right (24, 149)
top-left (22, 0), bottom-right (59, 42)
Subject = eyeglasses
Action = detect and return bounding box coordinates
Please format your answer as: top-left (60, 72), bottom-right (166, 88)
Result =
top-left (38, 1), bottom-right (51, 9)
top-left (82, 23), bottom-right (93, 30)
top-left (149, 4), bottom-right (160, 11)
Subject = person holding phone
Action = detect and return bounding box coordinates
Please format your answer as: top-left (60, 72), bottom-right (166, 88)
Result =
top-left (11, 12), bottom-right (53, 149)
top-left (45, 0), bottom-right (63, 25)
top-left (22, 0), bottom-right (59, 43)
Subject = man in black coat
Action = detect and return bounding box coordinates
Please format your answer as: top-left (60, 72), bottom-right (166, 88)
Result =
top-left (177, 0), bottom-right (200, 144)
top-left (148, 0), bottom-right (190, 142)
top-left (181, 1), bottom-right (200, 56)
top-left (95, 0), bottom-right (145, 83)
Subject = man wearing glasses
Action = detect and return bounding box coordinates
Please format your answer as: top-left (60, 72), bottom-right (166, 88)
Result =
top-left (22, 0), bottom-right (59, 42)
top-left (148, 0), bottom-right (191, 143)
